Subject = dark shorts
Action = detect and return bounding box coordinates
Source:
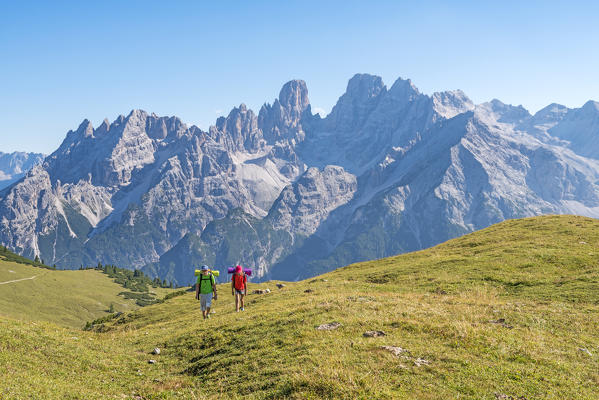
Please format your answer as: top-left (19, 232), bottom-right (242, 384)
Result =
top-left (235, 289), bottom-right (245, 295)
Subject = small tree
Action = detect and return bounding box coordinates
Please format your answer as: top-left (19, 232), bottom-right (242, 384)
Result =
top-left (109, 303), bottom-right (114, 313)
top-left (34, 255), bottom-right (40, 263)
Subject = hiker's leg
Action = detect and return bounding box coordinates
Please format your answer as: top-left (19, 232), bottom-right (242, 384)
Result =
top-left (235, 293), bottom-right (239, 311)
top-left (240, 294), bottom-right (245, 309)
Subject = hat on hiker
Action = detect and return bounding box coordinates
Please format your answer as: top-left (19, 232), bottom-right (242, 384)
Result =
top-left (201, 265), bottom-right (210, 271)
top-left (235, 265), bottom-right (242, 273)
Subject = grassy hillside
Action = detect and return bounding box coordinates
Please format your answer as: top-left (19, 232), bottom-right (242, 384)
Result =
top-left (0, 252), bottom-right (173, 328)
top-left (1, 215), bottom-right (598, 399)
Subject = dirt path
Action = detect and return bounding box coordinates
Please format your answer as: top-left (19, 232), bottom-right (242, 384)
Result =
top-left (0, 275), bottom-right (38, 285)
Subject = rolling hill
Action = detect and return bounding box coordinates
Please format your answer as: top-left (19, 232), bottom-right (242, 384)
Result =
top-left (1, 215), bottom-right (598, 399)
top-left (0, 248), bottom-right (175, 328)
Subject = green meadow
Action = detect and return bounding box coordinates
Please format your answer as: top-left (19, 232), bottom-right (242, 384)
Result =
top-left (0, 255), bottom-right (173, 328)
top-left (1, 215), bottom-right (598, 399)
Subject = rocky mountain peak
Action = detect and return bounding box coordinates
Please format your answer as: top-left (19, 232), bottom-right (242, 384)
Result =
top-left (477, 99), bottom-right (531, 124)
top-left (325, 74), bottom-right (387, 133)
top-left (212, 104), bottom-right (262, 152)
top-left (388, 77), bottom-right (419, 97)
top-left (258, 80), bottom-right (312, 144)
top-left (77, 119), bottom-right (94, 138)
top-left (96, 118), bottom-right (111, 136)
top-left (581, 100), bottom-right (599, 114)
top-left (346, 74), bottom-right (386, 99)
top-left (531, 103), bottom-right (569, 126)
top-left (278, 80), bottom-right (310, 117)
top-left (432, 90), bottom-right (475, 119)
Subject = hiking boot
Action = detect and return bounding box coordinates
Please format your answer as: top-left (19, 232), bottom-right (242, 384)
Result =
top-left (240, 307), bottom-right (245, 311)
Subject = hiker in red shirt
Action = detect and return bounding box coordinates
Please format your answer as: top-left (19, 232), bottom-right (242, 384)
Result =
top-left (231, 265), bottom-right (248, 312)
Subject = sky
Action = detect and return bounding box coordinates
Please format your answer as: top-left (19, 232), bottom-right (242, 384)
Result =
top-left (1, 0), bottom-right (598, 154)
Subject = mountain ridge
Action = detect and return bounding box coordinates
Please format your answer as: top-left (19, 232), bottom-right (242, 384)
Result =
top-left (1, 73), bottom-right (599, 284)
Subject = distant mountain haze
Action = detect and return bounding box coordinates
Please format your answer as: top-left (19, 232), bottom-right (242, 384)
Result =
top-left (1, 74), bottom-right (598, 285)
top-left (0, 152), bottom-right (45, 189)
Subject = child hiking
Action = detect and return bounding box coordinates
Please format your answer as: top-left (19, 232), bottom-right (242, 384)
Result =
top-left (196, 265), bottom-right (217, 319)
top-left (231, 265), bottom-right (248, 312)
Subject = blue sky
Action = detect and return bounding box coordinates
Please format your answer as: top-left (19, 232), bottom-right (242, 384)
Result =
top-left (1, 0), bottom-right (598, 153)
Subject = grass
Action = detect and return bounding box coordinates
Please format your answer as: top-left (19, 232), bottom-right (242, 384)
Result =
top-left (0, 215), bottom-right (598, 399)
top-left (0, 256), bottom-right (174, 329)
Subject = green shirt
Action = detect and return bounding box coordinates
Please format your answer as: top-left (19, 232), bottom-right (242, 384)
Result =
top-left (197, 273), bottom-right (216, 294)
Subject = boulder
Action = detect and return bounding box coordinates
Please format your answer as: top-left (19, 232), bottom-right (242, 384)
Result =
top-left (413, 358), bottom-right (430, 367)
top-left (316, 322), bottom-right (341, 330)
top-left (380, 346), bottom-right (408, 356)
top-left (363, 330), bottom-right (386, 337)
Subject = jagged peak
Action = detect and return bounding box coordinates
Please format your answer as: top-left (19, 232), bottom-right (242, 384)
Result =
top-left (278, 80), bottom-right (309, 113)
top-left (432, 89), bottom-right (475, 119)
top-left (126, 109), bottom-right (148, 119)
top-left (76, 119), bottom-right (94, 137)
top-left (389, 76), bottom-right (419, 95)
top-left (345, 73), bottom-right (386, 98)
top-left (96, 118), bottom-right (111, 135)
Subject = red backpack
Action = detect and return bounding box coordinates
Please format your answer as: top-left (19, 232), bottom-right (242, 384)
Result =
top-left (233, 272), bottom-right (247, 290)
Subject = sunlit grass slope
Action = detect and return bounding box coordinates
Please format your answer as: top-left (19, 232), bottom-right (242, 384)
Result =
top-left (0, 256), bottom-right (172, 328)
top-left (1, 215), bottom-right (598, 399)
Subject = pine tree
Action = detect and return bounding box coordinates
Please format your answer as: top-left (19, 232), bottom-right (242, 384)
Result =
top-left (109, 303), bottom-right (114, 313)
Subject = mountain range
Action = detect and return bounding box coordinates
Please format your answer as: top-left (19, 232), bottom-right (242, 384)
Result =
top-left (1, 74), bottom-right (598, 284)
top-left (0, 151), bottom-right (45, 189)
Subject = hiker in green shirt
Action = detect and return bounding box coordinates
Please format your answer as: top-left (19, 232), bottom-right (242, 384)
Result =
top-left (195, 265), bottom-right (217, 319)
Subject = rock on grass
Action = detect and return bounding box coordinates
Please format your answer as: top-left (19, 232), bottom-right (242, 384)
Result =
top-left (380, 346), bottom-right (408, 356)
top-left (363, 330), bottom-right (386, 337)
top-left (316, 322), bottom-right (341, 330)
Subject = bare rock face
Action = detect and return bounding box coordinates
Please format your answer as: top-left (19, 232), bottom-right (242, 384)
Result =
top-left (269, 166), bottom-right (357, 236)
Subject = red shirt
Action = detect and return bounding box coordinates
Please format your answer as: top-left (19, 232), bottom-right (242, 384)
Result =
top-left (232, 272), bottom-right (247, 290)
